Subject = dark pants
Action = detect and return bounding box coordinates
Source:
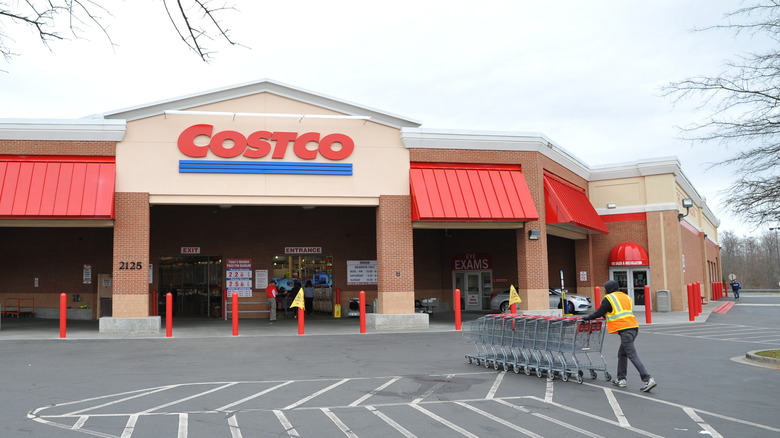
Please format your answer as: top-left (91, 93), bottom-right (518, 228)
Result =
top-left (305, 297), bottom-right (314, 315)
top-left (617, 328), bottom-right (651, 382)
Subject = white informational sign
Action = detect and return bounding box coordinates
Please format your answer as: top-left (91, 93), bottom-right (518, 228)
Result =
top-left (149, 263), bottom-right (154, 284)
top-left (226, 259), bottom-right (253, 297)
top-left (728, 273), bottom-right (736, 281)
top-left (580, 271), bottom-right (587, 282)
top-left (255, 270), bottom-right (269, 289)
top-left (347, 260), bottom-right (378, 285)
top-left (82, 264), bottom-right (92, 284)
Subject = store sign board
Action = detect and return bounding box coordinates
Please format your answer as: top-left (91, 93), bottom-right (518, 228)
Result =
top-left (285, 247), bottom-right (322, 254)
top-left (226, 259), bottom-right (253, 297)
top-left (451, 253), bottom-right (492, 270)
top-left (177, 125), bottom-right (355, 176)
top-left (181, 247), bottom-right (201, 254)
top-left (347, 260), bottom-right (377, 285)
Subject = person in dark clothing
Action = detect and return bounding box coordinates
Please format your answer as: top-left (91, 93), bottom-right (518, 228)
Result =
top-left (730, 280), bottom-right (741, 300)
top-left (582, 280), bottom-right (657, 392)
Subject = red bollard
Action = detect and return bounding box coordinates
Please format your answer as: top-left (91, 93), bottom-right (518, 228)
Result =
top-left (151, 289), bottom-right (157, 317)
top-left (232, 292), bottom-right (238, 336)
top-left (644, 285), bottom-right (652, 324)
top-left (723, 281), bottom-right (728, 298)
top-left (454, 288), bottom-right (462, 331)
top-left (59, 292), bottom-right (67, 339)
top-left (166, 292), bottom-right (173, 337)
top-left (359, 290), bottom-right (366, 334)
top-left (696, 282), bottom-right (702, 316)
top-left (687, 284), bottom-right (694, 321)
top-left (594, 286), bottom-right (601, 306)
top-left (223, 289), bottom-right (227, 320)
top-left (298, 307), bottom-right (304, 335)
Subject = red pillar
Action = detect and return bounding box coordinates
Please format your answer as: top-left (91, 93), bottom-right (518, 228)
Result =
top-left (644, 285), bottom-right (652, 324)
top-left (454, 289), bottom-right (462, 331)
top-left (59, 292), bottom-right (67, 339)
top-left (232, 292), bottom-right (239, 336)
top-left (166, 292), bottom-right (173, 337)
top-left (359, 290), bottom-right (366, 334)
top-left (298, 307), bottom-right (304, 335)
top-left (687, 284), bottom-right (694, 321)
top-left (594, 286), bottom-right (601, 306)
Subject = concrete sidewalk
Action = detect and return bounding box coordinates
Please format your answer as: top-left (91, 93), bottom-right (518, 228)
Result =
top-left (0, 300), bottom-right (719, 341)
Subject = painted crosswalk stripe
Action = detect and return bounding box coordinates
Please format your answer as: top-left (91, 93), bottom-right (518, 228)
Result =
top-left (322, 408), bottom-right (358, 438)
top-left (366, 405), bottom-right (417, 438)
top-left (283, 379), bottom-right (349, 410)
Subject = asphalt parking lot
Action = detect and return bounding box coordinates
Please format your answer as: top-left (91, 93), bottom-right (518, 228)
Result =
top-left (2, 294), bottom-right (778, 437)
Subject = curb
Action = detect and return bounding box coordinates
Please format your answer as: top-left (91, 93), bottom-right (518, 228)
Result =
top-left (746, 350), bottom-right (780, 366)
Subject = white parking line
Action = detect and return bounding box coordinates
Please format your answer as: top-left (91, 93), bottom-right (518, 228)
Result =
top-left (178, 413), bottom-right (188, 438)
top-left (322, 408), bottom-right (358, 438)
top-left (411, 374), bottom-right (454, 404)
top-left (349, 377), bottom-right (400, 407)
top-left (366, 405), bottom-right (417, 438)
top-left (456, 401), bottom-right (543, 438)
top-left (283, 379), bottom-right (349, 410)
top-left (409, 403), bottom-right (480, 438)
top-left (227, 414), bottom-right (242, 438)
top-left (684, 407), bottom-right (723, 438)
top-left (273, 409), bottom-right (300, 437)
top-left (71, 415), bottom-right (88, 430)
top-left (141, 382), bottom-right (237, 414)
top-left (544, 378), bottom-right (554, 403)
top-left (217, 381), bottom-right (293, 411)
top-left (65, 385), bottom-right (175, 416)
top-left (486, 371), bottom-right (505, 399)
top-left (119, 414), bottom-right (138, 438)
top-left (603, 388), bottom-right (630, 428)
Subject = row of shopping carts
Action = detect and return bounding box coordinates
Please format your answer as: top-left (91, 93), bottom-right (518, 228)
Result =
top-left (463, 314), bottom-right (611, 383)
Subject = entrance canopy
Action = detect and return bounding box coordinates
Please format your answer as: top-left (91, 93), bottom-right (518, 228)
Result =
top-left (410, 163), bottom-right (538, 225)
top-left (544, 172), bottom-right (608, 234)
top-left (0, 156), bottom-right (116, 219)
top-left (609, 242), bottom-right (649, 267)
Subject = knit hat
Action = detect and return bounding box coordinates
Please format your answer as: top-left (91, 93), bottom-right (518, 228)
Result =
top-left (603, 280), bottom-right (620, 294)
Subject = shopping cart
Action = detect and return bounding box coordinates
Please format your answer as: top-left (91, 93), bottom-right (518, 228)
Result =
top-left (463, 314), bottom-right (610, 384)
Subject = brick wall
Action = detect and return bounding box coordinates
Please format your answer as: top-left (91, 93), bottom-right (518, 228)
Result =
top-left (376, 195), bottom-right (415, 314)
top-left (0, 140), bottom-right (115, 156)
top-left (112, 192), bottom-right (150, 317)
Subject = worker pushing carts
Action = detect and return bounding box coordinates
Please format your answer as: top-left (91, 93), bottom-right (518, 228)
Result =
top-left (463, 314), bottom-right (610, 383)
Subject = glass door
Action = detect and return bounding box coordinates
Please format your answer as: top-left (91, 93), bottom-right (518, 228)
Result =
top-left (610, 268), bottom-right (649, 307)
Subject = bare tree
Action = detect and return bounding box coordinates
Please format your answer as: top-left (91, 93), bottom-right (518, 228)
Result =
top-left (664, 2), bottom-right (780, 226)
top-left (0, 0), bottom-right (239, 63)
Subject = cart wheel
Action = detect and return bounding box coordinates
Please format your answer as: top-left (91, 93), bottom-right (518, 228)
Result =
top-left (484, 360), bottom-right (490, 369)
top-left (467, 356), bottom-right (472, 364)
top-left (503, 363), bottom-right (509, 372)
top-left (590, 370), bottom-right (597, 379)
top-left (474, 359), bottom-right (480, 366)
top-left (604, 372), bottom-right (612, 381)
top-left (514, 366), bottom-right (521, 374)
top-left (525, 367), bottom-right (531, 376)
top-left (494, 361), bottom-right (499, 370)
top-left (576, 375), bottom-right (584, 384)
top-left (561, 373), bottom-right (568, 382)
top-left (536, 368), bottom-right (543, 378)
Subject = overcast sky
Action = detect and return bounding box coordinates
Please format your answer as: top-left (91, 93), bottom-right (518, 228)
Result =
top-left (0, 1), bottom-right (769, 236)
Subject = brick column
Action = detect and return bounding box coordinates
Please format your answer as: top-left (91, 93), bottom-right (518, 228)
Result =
top-left (376, 195), bottom-right (415, 314)
top-left (516, 226), bottom-right (549, 310)
top-left (112, 192), bottom-right (150, 317)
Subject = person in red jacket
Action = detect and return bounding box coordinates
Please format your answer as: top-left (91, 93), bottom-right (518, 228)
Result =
top-left (582, 280), bottom-right (657, 392)
top-left (266, 280), bottom-right (278, 322)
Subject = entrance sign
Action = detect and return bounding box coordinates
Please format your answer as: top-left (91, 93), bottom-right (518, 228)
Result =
top-left (285, 247), bottom-right (322, 254)
top-left (226, 259), bottom-right (253, 297)
top-left (347, 260), bottom-right (377, 285)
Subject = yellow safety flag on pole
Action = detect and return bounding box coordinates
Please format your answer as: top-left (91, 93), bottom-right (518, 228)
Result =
top-left (290, 288), bottom-right (305, 310)
top-left (509, 285), bottom-right (522, 306)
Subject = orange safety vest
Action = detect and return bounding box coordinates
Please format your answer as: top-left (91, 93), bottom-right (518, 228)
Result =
top-left (605, 292), bottom-right (639, 333)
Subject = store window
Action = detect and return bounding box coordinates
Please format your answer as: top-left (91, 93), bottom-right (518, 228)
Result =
top-left (272, 254), bottom-right (333, 292)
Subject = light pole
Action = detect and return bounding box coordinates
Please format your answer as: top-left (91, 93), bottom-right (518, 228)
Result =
top-left (770, 227), bottom-right (780, 288)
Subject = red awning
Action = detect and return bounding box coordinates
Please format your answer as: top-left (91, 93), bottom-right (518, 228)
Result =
top-left (410, 163), bottom-right (539, 222)
top-left (544, 172), bottom-right (608, 234)
top-left (609, 242), bottom-right (649, 267)
top-left (0, 156), bottom-right (116, 219)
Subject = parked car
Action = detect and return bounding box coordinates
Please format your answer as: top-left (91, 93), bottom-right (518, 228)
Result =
top-left (488, 288), bottom-right (592, 314)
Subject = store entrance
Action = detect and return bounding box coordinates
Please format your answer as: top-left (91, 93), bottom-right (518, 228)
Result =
top-left (610, 268), bottom-right (649, 307)
top-left (454, 271), bottom-right (493, 310)
top-left (159, 256), bottom-right (223, 317)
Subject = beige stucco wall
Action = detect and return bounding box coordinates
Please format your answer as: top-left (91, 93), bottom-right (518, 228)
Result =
top-left (116, 93), bottom-right (409, 206)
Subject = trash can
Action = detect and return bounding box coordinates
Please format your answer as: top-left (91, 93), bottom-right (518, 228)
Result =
top-left (656, 290), bottom-right (671, 312)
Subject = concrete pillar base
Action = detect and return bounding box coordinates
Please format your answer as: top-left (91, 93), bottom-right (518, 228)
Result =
top-left (366, 313), bottom-right (429, 330)
top-left (99, 316), bottom-right (160, 334)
